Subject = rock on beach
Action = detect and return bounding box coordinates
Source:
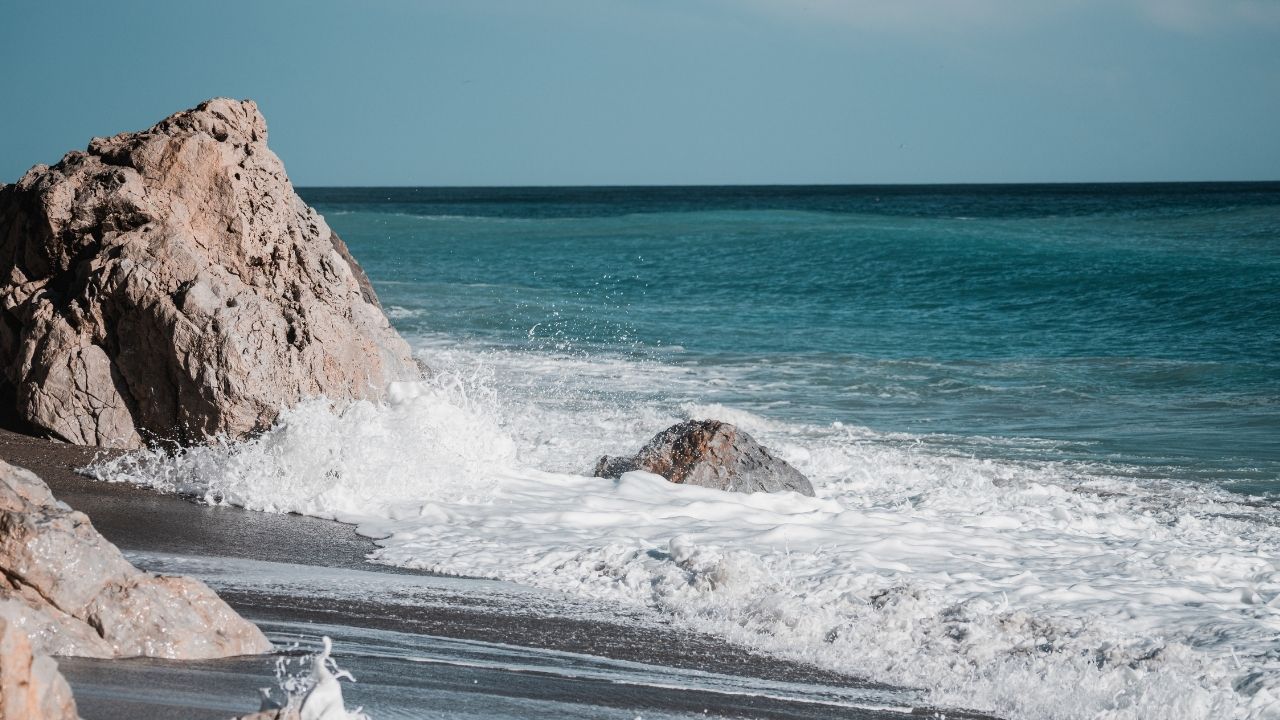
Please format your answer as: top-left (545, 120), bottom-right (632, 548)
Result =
top-left (0, 98), bottom-right (418, 448)
top-left (0, 614), bottom-right (77, 720)
top-left (595, 419), bottom-right (815, 496)
top-left (0, 459), bottom-right (270, 660)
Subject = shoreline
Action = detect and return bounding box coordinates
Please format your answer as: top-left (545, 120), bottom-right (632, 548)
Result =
top-left (0, 427), bottom-right (382, 572)
top-left (0, 427), bottom-right (995, 719)
top-left (1, 89), bottom-right (1271, 720)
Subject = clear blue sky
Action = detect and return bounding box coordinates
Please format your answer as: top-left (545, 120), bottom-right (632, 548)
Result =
top-left (2, 0), bottom-right (1278, 186)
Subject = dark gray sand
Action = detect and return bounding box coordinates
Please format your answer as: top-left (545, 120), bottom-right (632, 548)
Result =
top-left (0, 428), bottom-right (379, 570)
top-left (1, 428), bottom-right (994, 719)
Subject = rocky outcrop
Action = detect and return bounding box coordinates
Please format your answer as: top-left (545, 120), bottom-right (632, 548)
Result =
top-left (594, 420), bottom-right (815, 496)
top-left (0, 459), bottom-right (270, 659)
top-left (0, 616), bottom-right (77, 720)
top-left (0, 98), bottom-right (418, 448)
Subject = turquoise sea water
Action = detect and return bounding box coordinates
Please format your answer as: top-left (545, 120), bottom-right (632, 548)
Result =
top-left (302, 184), bottom-right (1280, 496)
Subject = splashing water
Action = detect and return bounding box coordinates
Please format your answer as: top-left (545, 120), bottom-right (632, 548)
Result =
top-left (89, 377), bottom-right (516, 522)
top-left (91, 184), bottom-right (1280, 719)
top-left (258, 636), bottom-right (367, 720)
top-left (89, 348), bottom-right (1280, 720)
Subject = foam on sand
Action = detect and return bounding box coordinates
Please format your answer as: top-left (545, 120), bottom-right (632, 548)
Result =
top-left (89, 350), bottom-right (1280, 720)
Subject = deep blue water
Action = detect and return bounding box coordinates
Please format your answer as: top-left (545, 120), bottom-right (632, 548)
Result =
top-left (301, 184), bottom-right (1280, 494)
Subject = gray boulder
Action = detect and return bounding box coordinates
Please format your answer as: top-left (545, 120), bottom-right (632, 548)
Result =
top-left (0, 98), bottom-right (418, 448)
top-left (0, 459), bottom-right (271, 660)
top-left (595, 420), bottom-right (814, 496)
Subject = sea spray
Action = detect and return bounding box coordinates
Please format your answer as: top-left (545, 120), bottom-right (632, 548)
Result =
top-left (88, 376), bottom-right (517, 521)
top-left (257, 636), bottom-right (367, 720)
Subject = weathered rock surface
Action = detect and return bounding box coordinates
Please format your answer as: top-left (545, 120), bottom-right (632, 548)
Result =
top-left (594, 419), bottom-right (815, 496)
top-left (0, 459), bottom-right (271, 659)
top-left (0, 98), bottom-right (418, 448)
top-left (0, 616), bottom-right (78, 720)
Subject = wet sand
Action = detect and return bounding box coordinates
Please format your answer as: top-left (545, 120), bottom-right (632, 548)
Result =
top-left (0, 428), bottom-right (995, 719)
top-left (0, 428), bottom-right (379, 570)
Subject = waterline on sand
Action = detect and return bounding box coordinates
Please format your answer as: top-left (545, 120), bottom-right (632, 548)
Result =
top-left (89, 347), bottom-right (1280, 720)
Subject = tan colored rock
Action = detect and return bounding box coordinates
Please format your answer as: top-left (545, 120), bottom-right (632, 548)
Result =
top-left (0, 616), bottom-right (77, 720)
top-left (0, 98), bottom-right (418, 448)
top-left (0, 459), bottom-right (271, 659)
top-left (86, 574), bottom-right (271, 659)
top-left (0, 597), bottom-right (111, 659)
top-left (595, 419), bottom-right (815, 496)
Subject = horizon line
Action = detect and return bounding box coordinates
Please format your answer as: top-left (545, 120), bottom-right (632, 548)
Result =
top-left (294, 179), bottom-right (1280, 190)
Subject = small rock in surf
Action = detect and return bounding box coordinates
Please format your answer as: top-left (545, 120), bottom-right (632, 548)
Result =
top-left (594, 419), bottom-right (814, 496)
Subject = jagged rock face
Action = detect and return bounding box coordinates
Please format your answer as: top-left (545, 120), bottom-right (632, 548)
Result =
top-left (0, 459), bottom-right (271, 660)
top-left (594, 419), bottom-right (815, 496)
top-left (0, 98), bottom-right (417, 448)
top-left (0, 616), bottom-right (78, 720)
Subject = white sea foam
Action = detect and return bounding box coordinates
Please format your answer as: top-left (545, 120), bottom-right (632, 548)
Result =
top-left (92, 378), bottom-right (514, 521)
top-left (383, 305), bottom-right (424, 320)
top-left (260, 636), bottom-right (367, 720)
top-left (89, 342), bottom-right (1280, 720)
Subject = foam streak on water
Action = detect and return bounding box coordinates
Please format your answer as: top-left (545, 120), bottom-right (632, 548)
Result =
top-left (90, 343), bottom-right (1280, 720)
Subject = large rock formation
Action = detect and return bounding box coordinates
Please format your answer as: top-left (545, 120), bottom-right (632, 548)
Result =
top-left (0, 98), bottom-right (417, 448)
top-left (0, 616), bottom-right (77, 720)
top-left (595, 419), bottom-right (815, 496)
top-left (0, 459), bottom-right (271, 659)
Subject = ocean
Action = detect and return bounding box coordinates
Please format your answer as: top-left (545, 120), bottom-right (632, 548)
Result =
top-left (94, 183), bottom-right (1280, 719)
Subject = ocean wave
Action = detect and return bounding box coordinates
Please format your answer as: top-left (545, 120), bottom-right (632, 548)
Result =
top-left (90, 379), bottom-right (515, 519)
top-left (383, 305), bottom-right (424, 320)
top-left (88, 344), bottom-right (1280, 719)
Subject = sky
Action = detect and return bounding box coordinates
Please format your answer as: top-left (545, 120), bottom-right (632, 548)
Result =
top-left (2, 0), bottom-right (1278, 186)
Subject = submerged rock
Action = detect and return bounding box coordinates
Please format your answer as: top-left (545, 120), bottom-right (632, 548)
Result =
top-left (0, 459), bottom-right (270, 659)
top-left (0, 615), bottom-right (77, 720)
top-left (594, 419), bottom-right (814, 496)
top-left (0, 98), bottom-right (417, 448)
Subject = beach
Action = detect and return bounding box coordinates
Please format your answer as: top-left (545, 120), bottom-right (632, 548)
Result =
top-left (1, 428), bottom-right (989, 719)
top-left (18, 182), bottom-right (1269, 719)
top-left (2, 129), bottom-right (1276, 718)
top-left (2, 0), bottom-right (1278, 713)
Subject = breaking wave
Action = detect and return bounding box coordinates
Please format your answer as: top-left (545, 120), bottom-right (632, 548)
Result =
top-left (89, 342), bottom-right (1280, 719)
